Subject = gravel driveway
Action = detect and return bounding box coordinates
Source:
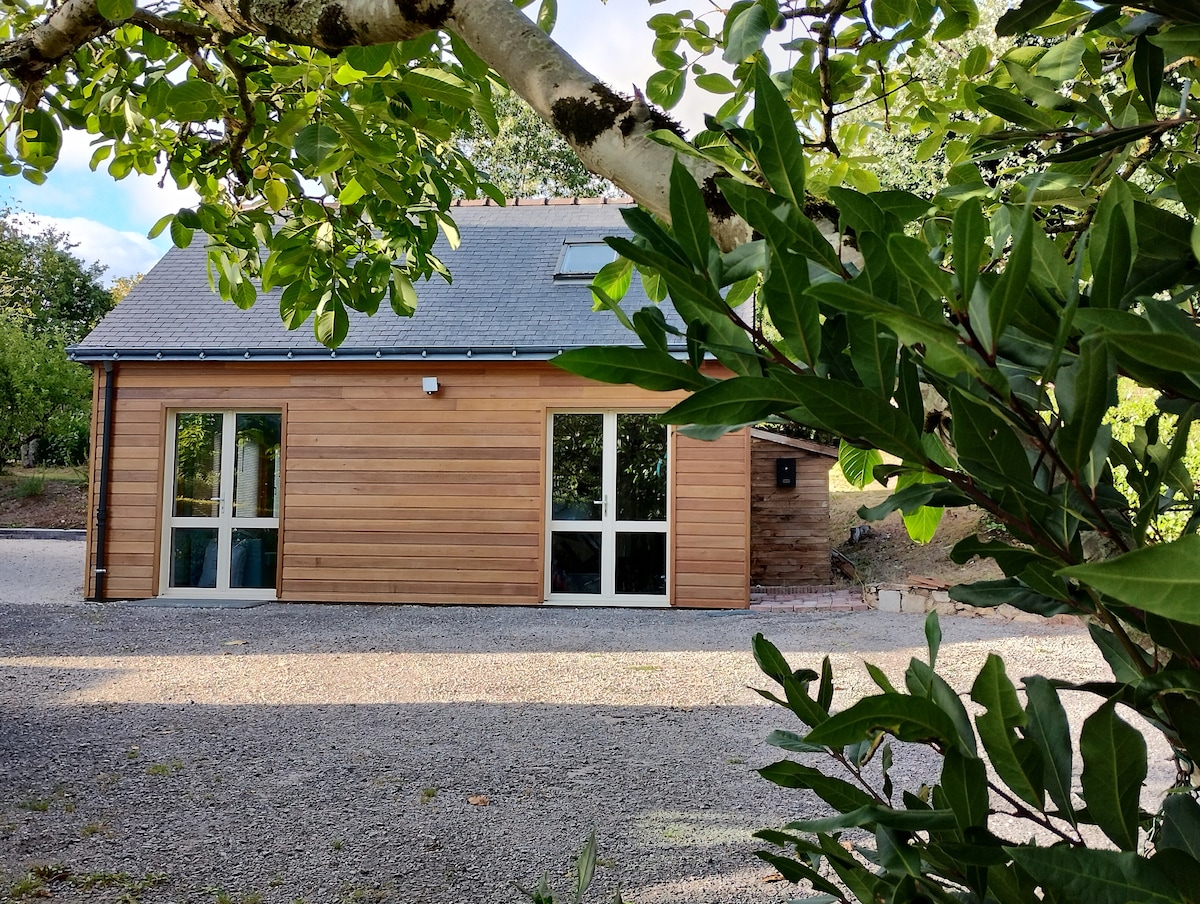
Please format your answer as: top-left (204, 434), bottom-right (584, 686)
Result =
top-left (0, 540), bottom-right (1172, 903)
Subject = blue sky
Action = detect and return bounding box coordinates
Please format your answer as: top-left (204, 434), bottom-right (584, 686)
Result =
top-left (1, 0), bottom-right (717, 282)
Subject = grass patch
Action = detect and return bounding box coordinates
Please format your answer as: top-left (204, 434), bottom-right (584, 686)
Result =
top-left (420, 787), bottom-right (438, 803)
top-left (5, 864), bottom-right (167, 901)
top-left (16, 798), bottom-right (49, 812)
top-left (13, 475), bottom-right (45, 498)
top-left (145, 759), bottom-right (184, 776)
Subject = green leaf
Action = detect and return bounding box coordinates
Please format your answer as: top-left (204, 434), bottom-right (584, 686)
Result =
top-left (1049, 123), bottom-right (1161, 163)
top-left (661, 377), bottom-right (800, 426)
top-left (924, 611), bottom-right (941, 670)
top-left (1134, 35), bottom-right (1165, 113)
top-left (1089, 179), bottom-right (1135, 309)
top-left (803, 694), bottom-right (965, 752)
top-left (906, 659), bottom-right (978, 756)
top-left (762, 251), bottom-right (819, 366)
top-left (668, 158), bottom-right (715, 272)
top-left (787, 803), bottom-right (958, 833)
top-left (971, 654), bottom-right (1044, 808)
top-left (646, 68), bottom-right (685, 109)
top-left (400, 68), bottom-right (473, 109)
top-left (1176, 164), bottom-right (1200, 216)
top-left (950, 579), bottom-right (1074, 616)
top-left (15, 109), bottom-right (62, 169)
top-left (97, 0), bottom-right (134, 19)
top-left (389, 270), bottom-right (418, 317)
top-left (166, 80), bottom-right (223, 122)
top-left (1060, 535), bottom-right (1200, 626)
top-left (988, 210), bottom-right (1032, 350)
top-left (765, 729), bottom-right (824, 754)
top-left (774, 373), bottom-right (927, 463)
top-left (1056, 337), bottom-right (1115, 486)
top-left (948, 392), bottom-right (1031, 492)
top-left (1080, 699), bottom-right (1147, 851)
top-left (974, 86), bottom-right (1063, 131)
top-left (695, 73), bottom-right (737, 94)
top-left (264, 179), bottom-right (289, 212)
top-left (952, 199), bottom-right (986, 313)
top-left (940, 749), bottom-right (989, 831)
top-left (758, 760), bottom-right (875, 812)
top-left (1023, 676), bottom-right (1076, 825)
top-left (553, 347), bottom-right (710, 392)
top-left (342, 43), bottom-right (393, 76)
top-left (1160, 794), bottom-right (1200, 860)
top-left (294, 122), bottom-right (340, 168)
top-left (838, 442), bottom-right (881, 488)
top-left (753, 67), bottom-right (806, 207)
top-left (724, 4), bottom-right (770, 62)
top-left (1007, 847), bottom-right (1184, 904)
top-left (1148, 25), bottom-right (1200, 61)
top-left (536, 0), bottom-right (557, 33)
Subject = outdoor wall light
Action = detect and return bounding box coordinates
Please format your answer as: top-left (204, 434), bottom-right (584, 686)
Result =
top-left (422, 376), bottom-right (440, 395)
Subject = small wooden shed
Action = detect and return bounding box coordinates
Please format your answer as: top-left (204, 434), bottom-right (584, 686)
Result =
top-left (749, 429), bottom-right (839, 586)
top-left (72, 199), bottom-right (834, 608)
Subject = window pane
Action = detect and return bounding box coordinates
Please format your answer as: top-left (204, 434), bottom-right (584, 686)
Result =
top-left (169, 527), bottom-right (218, 588)
top-left (552, 413), bottom-right (603, 521)
top-left (550, 532), bottom-right (602, 594)
top-left (616, 532), bottom-right (666, 595)
top-left (173, 413), bottom-right (222, 518)
top-left (230, 528), bottom-right (278, 590)
top-left (616, 414), bottom-right (666, 522)
top-left (558, 242), bottom-right (615, 276)
top-left (233, 413), bottom-right (282, 518)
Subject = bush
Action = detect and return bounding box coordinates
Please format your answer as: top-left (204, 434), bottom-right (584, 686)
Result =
top-left (39, 410), bottom-right (90, 467)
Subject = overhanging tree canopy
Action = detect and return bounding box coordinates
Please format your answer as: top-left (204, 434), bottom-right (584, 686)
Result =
top-left (8, 0), bottom-right (1200, 899)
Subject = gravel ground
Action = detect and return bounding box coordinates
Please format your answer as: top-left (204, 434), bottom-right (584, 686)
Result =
top-left (0, 540), bottom-right (1175, 903)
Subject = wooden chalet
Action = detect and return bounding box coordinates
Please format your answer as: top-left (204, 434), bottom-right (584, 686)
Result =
top-left (72, 199), bottom-right (836, 608)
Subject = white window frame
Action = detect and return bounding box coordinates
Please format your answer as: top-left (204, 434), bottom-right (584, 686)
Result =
top-left (544, 410), bottom-right (671, 607)
top-left (159, 409), bottom-right (281, 599)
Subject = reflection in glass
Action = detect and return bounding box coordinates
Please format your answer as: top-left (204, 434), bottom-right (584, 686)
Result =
top-left (616, 532), bottom-right (667, 595)
top-left (173, 413), bottom-right (222, 517)
top-left (233, 413), bottom-right (282, 518)
top-left (550, 532), bottom-right (602, 593)
top-left (230, 528), bottom-right (278, 589)
top-left (552, 414), bottom-right (603, 521)
top-left (616, 414), bottom-right (667, 521)
top-left (170, 527), bottom-right (219, 588)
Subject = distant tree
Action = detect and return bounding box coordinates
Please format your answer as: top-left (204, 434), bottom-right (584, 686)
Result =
top-left (0, 313), bottom-right (92, 469)
top-left (109, 272), bottom-right (144, 306)
top-left (461, 93), bottom-right (615, 199)
top-left (0, 217), bottom-right (114, 344)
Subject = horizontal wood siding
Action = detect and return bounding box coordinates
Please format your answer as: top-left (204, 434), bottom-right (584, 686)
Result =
top-left (87, 360), bottom-right (751, 607)
top-left (671, 430), bottom-right (750, 608)
top-left (749, 437), bottom-right (835, 585)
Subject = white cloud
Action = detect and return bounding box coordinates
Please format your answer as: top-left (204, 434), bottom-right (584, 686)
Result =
top-left (21, 214), bottom-right (167, 281)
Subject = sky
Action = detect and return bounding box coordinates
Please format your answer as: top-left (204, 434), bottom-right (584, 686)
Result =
top-left (0, 0), bottom-right (724, 282)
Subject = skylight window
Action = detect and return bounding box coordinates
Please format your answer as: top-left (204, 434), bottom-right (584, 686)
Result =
top-left (556, 242), bottom-right (617, 278)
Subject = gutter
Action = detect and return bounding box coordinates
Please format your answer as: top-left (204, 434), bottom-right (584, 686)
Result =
top-left (89, 360), bottom-right (116, 602)
top-left (67, 343), bottom-right (690, 364)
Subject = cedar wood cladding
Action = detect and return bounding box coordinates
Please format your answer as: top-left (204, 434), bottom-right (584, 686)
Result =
top-left (84, 360), bottom-right (751, 607)
top-left (749, 431), bottom-right (837, 586)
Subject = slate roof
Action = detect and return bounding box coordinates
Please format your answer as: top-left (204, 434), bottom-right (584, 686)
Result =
top-left (73, 198), bottom-right (682, 362)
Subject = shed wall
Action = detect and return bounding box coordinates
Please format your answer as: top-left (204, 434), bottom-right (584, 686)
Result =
top-left (749, 436), bottom-right (835, 586)
top-left (85, 360), bottom-right (751, 607)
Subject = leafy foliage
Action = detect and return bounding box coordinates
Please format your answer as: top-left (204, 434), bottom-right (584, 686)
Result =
top-left (0, 313), bottom-right (92, 468)
top-left (0, 217), bottom-right (113, 343)
top-left (747, 623), bottom-right (1200, 904)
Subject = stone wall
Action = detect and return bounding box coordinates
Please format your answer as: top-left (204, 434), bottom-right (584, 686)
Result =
top-left (865, 582), bottom-right (1080, 626)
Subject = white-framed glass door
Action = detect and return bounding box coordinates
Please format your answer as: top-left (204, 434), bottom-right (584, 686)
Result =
top-left (546, 411), bottom-right (669, 606)
top-left (161, 411), bottom-right (282, 597)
